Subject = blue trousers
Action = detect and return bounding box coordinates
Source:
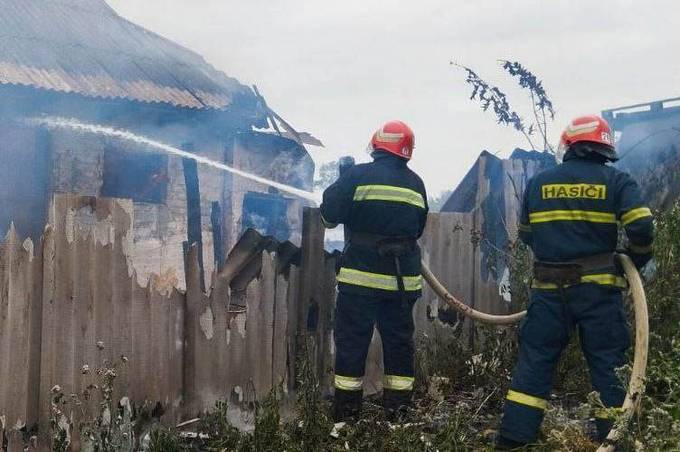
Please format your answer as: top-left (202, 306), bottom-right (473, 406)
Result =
top-left (500, 284), bottom-right (630, 443)
top-left (333, 291), bottom-right (416, 418)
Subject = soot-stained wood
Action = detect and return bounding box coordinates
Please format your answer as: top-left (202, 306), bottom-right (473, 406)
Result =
top-left (182, 153), bottom-right (205, 291)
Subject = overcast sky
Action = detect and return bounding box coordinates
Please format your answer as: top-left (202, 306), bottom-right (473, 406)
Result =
top-left (107, 0), bottom-right (679, 196)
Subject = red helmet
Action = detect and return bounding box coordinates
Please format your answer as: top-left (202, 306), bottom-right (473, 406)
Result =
top-left (370, 120), bottom-right (415, 160)
top-left (559, 115), bottom-right (617, 160)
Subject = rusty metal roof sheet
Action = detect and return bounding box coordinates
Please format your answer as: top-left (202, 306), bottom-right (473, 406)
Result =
top-left (0, 0), bottom-right (255, 110)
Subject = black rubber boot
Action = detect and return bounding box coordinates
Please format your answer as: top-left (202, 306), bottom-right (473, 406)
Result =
top-left (333, 389), bottom-right (362, 423)
top-left (494, 435), bottom-right (528, 450)
top-left (596, 418), bottom-right (614, 443)
top-left (383, 389), bottom-right (412, 423)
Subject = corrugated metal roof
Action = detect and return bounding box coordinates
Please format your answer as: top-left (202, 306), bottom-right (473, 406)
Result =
top-left (0, 0), bottom-right (254, 110)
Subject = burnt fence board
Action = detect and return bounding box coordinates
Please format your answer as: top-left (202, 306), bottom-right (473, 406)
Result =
top-left (0, 227), bottom-right (42, 429)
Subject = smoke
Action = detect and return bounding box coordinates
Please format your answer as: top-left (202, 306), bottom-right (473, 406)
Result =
top-left (27, 117), bottom-right (322, 204)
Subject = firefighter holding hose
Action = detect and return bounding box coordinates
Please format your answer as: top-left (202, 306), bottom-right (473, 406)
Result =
top-left (496, 115), bottom-right (655, 449)
top-left (320, 120), bottom-right (428, 422)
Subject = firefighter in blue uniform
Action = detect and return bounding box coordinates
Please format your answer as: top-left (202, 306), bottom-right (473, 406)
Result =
top-left (497, 115), bottom-right (655, 449)
top-left (320, 120), bottom-right (429, 421)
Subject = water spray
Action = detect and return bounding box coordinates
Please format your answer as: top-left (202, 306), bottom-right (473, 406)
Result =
top-left (28, 117), bottom-right (322, 204)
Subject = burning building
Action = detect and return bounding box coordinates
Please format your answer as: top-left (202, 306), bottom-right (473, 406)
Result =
top-left (0, 0), bottom-right (316, 287)
top-left (603, 97), bottom-right (680, 209)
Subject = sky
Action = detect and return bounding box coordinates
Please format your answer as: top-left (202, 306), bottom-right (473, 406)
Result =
top-left (107, 0), bottom-right (680, 196)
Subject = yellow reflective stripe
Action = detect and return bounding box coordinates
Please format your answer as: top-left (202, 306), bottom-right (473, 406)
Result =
top-left (334, 375), bottom-right (363, 391)
top-left (581, 274), bottom-right (627, 287)
top-left (621, 207), bottom-right (652, 226)
top-left (532, 273), bottom-right (627, 289)
top-left (518, 223), bottom-right (532, 233)
top-left (594, 407), bottom-right (624, 420)
top-left (337, 267), bottom-right (422, 291)
top-left (506, 390), bottom-right (548, 410)
top-left (529, 210), bottom-right (616, 224)
top-left (531, 280), bottom-right (559, 289)
top-left (320, 213), bottom-right (338, 229)
top-left (353, 185), bottom-right (426, 209)
top-left (383, 375), bottom-right (414, 391)
top-left (629, 242), bottom-right (653, 254)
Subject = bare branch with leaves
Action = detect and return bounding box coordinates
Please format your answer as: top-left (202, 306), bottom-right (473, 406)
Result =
top-left (500, 60), bottom-right (555, 151)
top-left (452, 62), bottom-right (537, 151)
top-left (452, 60), bottom-right (556, 153)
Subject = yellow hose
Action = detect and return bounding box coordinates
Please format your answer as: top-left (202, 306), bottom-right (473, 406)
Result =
top-left (596, 254), bottom-right (649, 452)
top-left (420, 261), bottom-right (527, 325)
top-left (421, 253), bottom-right (649, 450)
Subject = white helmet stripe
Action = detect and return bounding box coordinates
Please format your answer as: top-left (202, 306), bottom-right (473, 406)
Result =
top-left (376, 127), bottom-right (404, 143)
top-left (565, 120), bottom-right (600, 137)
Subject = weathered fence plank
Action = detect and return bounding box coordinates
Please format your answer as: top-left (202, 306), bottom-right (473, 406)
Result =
top-left (285, 265), bottom-right (300, 390)
top-left (183, 243), bottom-right (206, 416)
top-left (0, 227), bottom-right (42, 429)
top-left (273, 270), bottom-right (290, 389)
top-left (37, 225), bottom-right (56, 431)
top-left (296, 207), bottom-right (326, 384)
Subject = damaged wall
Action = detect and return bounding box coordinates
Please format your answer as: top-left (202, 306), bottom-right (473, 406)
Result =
top-left (225, 132), bottom-right (314, 250)
top-left (0, 123), bottom-right (50, 240)
top-left (0, 122), bottom-right (315, 291)
top-left (48, 126), bottom-right (231, 290)
top-left (0, 196), bottom-right (337, 448)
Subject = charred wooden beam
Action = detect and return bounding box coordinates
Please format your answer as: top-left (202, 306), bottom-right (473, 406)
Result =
top-left (229, 253), bottom-right (263, 292)
top-left (182, 149), bottom-right (205, 291)
top-left (218, 228), bottom-right (271, 285)
top-left (211, 201), bottom-right (224, 273)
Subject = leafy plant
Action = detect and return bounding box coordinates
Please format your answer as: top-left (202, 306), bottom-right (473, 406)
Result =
top-left (453, 60), bottom-right (556, 152)
top-left (288, 343), bottom-right (334, 451)
top-left (49, 343), bottom-right (133, 452)
top-left (501, 60), bottom-right (555, 152)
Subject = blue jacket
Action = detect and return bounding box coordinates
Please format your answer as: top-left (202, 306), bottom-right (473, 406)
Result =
top-left (519, 153), bottom-right (654, 287)
top-left (320, 152), bottom-right (429, 297)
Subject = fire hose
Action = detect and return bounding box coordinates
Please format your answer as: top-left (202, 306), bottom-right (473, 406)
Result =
top-left (421, 253), bottom-right (648, 451)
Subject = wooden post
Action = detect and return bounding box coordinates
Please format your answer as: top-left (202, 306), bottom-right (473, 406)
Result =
top-left (182, 243), bottom-right (203, 417)
top-left (295, 208), bottom-right (326, 382)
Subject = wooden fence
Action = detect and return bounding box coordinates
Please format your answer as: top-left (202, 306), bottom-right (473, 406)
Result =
top-left (0, 196), bottom-right (339, 449)
top-left (0, 195), bottom-right (510, 449)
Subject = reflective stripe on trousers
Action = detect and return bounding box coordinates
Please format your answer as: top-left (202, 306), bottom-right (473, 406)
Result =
top-left (383, 375), bottom-right (414, 391)
top-left (334, 375), bottom-right (363, 391)
top-left (506, 389), bottom-right (548, 410)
